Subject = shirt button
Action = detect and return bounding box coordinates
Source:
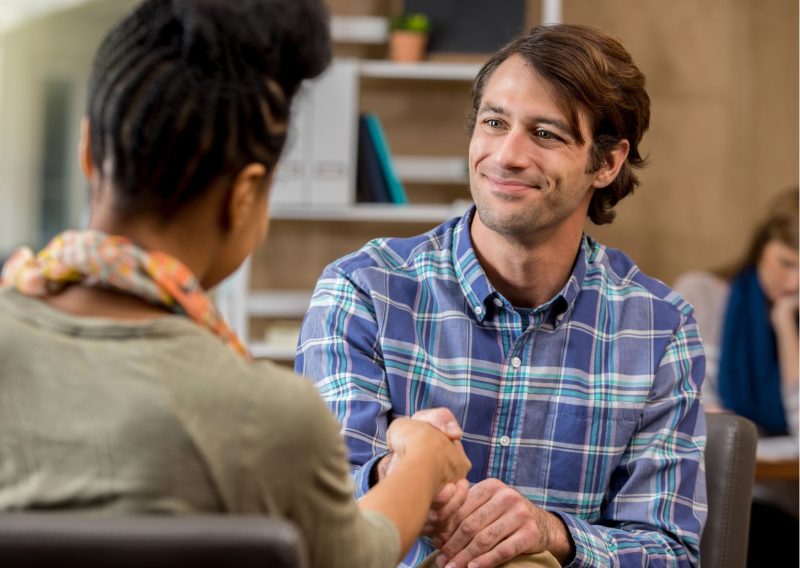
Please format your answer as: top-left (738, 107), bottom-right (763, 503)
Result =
top-left (499, 435), bottom-right (511, 447)
top-left (493, 297), bottom-right (504, 308)
top-left (474, 305), bottom-right (484, 315)
top-left (510, 356), bottom-right (522, 368)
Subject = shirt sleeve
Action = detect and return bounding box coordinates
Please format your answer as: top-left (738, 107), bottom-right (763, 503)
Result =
top-left (295, 263), bottom-right (391, 498)
top-left (556, 313), bottom-right (707, 568)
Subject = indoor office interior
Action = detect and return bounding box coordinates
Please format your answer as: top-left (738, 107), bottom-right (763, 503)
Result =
top-left (0, 0), bottom-right (797, 566)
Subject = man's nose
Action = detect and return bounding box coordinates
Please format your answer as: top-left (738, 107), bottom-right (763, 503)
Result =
top-left (494, 127), bottom-right (532, 170)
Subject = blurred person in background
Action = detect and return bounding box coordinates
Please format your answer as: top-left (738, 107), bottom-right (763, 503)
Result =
top-left (0, 1), bottom-right (471, 566)
top-left (674, 187), bottom-right (799, 567)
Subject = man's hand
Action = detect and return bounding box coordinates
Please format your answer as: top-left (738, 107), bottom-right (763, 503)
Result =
top-left (422, 478), bottom-right (470, 537)
top-left (433, 478), bottom-right (574, 568)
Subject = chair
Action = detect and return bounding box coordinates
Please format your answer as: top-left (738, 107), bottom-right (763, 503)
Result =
top-left (0, 514), bottom-right (307, 568)
top-left (701, 412), bottom-right (758, 568)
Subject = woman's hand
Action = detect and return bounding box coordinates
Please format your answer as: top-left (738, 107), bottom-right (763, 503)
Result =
top-left (771, 293), bottom-right (799, 333)
top-left (386, 417), bottom-right (471, 489)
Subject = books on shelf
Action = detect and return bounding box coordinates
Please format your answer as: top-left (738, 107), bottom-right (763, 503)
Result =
top-left (270, 59), bottom-right (359, 207)
top-left (356, 115), bottom-right (390, 203)
top-left (356, 113), bottom-right (408, 205)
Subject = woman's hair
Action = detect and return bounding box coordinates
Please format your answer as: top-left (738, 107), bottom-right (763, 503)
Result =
top-left (720, 187), bottom-right (799, 278)
top-left (467, 24), bottom-right (651, 225)
top-left (86, 0), bottom-right (331, 221)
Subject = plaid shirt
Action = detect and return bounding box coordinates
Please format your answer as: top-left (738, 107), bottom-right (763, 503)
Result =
top-left (296, 208), bottom-right (707, 567)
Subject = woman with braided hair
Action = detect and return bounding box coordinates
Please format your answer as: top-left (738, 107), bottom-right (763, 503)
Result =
top-left (0, 1), bottom-right (470, 566)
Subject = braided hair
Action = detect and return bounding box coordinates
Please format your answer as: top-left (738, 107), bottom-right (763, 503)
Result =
top-left (86, 0), bottom-right (331, 221)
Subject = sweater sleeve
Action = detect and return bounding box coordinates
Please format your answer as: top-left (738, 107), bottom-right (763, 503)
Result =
top-left (246, 366), bottom-right (401, 568)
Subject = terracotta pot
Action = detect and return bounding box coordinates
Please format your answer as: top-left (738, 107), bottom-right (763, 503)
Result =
top-left (389, 30), bottom-right (428, 62)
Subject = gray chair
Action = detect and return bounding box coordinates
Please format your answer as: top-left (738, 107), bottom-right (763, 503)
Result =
top-left (0, 514), bottom-right (307, 568)
top-left (701, 412), bottom-right (758, 568)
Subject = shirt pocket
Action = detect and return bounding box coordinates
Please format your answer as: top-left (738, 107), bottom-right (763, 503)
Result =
top-left (517, 399), bottom-right (641, 515)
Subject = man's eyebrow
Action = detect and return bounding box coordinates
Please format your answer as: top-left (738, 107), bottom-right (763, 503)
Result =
top-left (477, 103), bottom-right (507, 116)
top-left (534, 116), bottom-right (571, 134)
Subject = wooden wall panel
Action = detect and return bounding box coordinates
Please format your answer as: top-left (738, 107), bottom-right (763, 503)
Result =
top-left (562, 0), bottom-right (798, 283)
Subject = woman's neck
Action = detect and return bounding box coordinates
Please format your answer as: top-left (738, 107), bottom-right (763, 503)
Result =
top-left (43, 285), bottom-right (171, 320)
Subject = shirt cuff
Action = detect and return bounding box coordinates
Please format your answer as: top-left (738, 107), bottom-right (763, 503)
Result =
top-left (354, 451), bottom-right (389, 499)
top-left (552, 511), bottom-right (612, 568)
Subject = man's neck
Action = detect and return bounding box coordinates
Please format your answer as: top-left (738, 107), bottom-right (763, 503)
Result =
top-left (470, 215), bottom-right (583, 309)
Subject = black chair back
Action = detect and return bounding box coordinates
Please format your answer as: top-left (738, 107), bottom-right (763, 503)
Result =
top-left (0, 514), bottom-right (307, 568)
top-left (701, 412), bottom-right (758, 568)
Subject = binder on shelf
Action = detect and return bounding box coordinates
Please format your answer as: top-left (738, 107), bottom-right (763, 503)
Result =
top-left (270, 59), bottom-right (359, 207)
top-left (356, 115), bottom-right (391, 203)
top-left (363, 113), bottom-right (408, 204)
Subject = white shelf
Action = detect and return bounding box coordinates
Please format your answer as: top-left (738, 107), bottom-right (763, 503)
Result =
top-left (250, 341), bottom-right (296, 361)
top-left (247, 290), bottom-right (313, 318)
top-left (394, 155), bottom-right (468, 184)
top-left (331, 16), bottom-right (388, 44)
top-left (359, 60), bottom-right (481, 81)
top-left (271, 202), bottom-right (469, 223)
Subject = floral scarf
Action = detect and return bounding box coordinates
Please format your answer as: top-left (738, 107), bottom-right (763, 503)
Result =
top-left (1, 230), bottom-right (249, 358)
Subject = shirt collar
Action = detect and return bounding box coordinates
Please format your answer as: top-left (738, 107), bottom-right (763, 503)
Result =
top-left (451, 206), bottom-right (594, 327)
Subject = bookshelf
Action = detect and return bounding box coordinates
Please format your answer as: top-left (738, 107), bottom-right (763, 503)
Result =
top-left (359, 60), bottom-right (481, 81)
top-left (271, 202), bottom-right (469, 223)
top-left (217, 29), bottom-right (483, 361)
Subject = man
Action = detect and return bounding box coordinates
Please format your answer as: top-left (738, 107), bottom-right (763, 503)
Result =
top-left (296, 24), bottom-right (706, 568)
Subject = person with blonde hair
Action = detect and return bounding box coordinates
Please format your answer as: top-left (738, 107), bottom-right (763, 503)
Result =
top-left (674, 187), bottom-right (799, 567)
top-left (0, 1), bottom-right (471, 567)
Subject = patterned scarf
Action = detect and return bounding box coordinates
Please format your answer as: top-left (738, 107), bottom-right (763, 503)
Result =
top-left (0, 230), bottom-right (250, 358)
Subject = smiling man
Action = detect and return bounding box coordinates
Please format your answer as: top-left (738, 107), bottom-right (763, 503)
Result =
top-left (297, 25), bottom-right (707, 568)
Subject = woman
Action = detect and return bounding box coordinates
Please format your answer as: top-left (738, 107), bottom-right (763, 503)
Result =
top-left (673, 187), bottom-right (798, 566)
top-left (674, 188), bottom-right (798, 432)
top-left (0, 1), bottom-right (470, 567)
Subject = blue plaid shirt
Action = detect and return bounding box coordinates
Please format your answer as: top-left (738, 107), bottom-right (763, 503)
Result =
top-left (296, 208), bottom-right (707, 567)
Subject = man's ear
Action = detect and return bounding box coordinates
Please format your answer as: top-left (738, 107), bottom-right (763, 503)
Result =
top-left (79, 118), bottom-right (94, 180)
top-left (226, 163), bottom-right (268, 231)
top-left (591, 139), bottom-right (630, 189)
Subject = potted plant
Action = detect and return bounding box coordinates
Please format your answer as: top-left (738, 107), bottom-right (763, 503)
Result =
top-left (388, 12), bottom-right (431, 62)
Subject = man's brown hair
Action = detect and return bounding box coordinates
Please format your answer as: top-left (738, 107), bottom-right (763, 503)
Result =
top-left (467, 24), bottom-right (651, 225)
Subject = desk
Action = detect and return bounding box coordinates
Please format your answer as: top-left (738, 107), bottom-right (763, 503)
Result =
top-left (755, 458), bottom-right (799, 482)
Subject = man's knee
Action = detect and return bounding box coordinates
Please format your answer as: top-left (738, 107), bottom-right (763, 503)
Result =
top-left (498, 551), bottom-right (561, 568)
top-left (418, 551), bottom-right (561, 568)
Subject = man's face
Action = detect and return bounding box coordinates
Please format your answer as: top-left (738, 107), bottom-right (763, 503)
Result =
top-left (468, 54), bottom-right (602, 242)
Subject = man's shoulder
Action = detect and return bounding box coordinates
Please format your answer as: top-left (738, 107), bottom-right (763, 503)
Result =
top-left (587, 239), bottom-right (694, 322)
top-left (330, 215), bottom-right (462, 277)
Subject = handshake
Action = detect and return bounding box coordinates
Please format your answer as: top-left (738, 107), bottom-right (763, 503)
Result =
top-left (376, 409), bottom-right (569, 568)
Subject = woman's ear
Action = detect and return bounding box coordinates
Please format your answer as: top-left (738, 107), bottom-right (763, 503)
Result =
top-left (226, 163), bottom-right (268, 231)
top-left (79, 118), bottom-right (94, 180)
top-left (591, 139), bottom-right (630, 189)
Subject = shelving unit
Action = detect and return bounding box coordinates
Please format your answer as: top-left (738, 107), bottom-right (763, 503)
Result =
top-left (217, 21), bottom-right (486, 360)
top-left (271, 201), bottom-right (468, 223)
top-left (359, 60), bottom-right (481, 81)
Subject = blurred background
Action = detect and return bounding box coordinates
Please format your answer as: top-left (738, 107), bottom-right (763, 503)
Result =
top-left (0, 0), bottom-right (796, 355)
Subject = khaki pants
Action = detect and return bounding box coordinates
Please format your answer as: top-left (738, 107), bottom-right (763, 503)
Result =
top-left (418, 550), bottom-right (561, 568)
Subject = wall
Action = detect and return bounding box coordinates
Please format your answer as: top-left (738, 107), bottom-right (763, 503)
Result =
top-left (0, 0), bottom-right (796, 287)
top-left (0, 0), bottom-right (136, 254)
top-left (548, 0), bottom-right (798, 283)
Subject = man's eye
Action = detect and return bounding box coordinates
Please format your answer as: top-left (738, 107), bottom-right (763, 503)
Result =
top-left (535, 129), bottom-right (554, 140)
top-left (485, 118), bottom-right (502, 128)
